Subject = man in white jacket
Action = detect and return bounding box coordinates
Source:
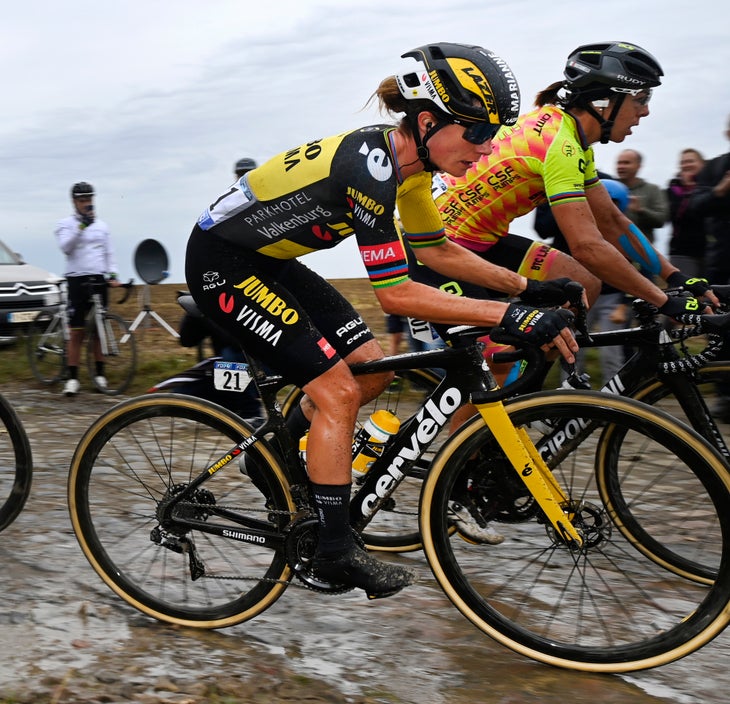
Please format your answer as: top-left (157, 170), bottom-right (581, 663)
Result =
top-left (55, 182), bottom-right (120, 396)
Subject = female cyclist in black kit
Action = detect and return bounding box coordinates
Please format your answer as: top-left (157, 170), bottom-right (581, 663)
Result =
top-left (185, 42), bottom-right (578, 599)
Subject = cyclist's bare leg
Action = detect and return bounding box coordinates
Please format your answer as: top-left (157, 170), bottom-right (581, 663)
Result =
top-left (295, 338), bottom-right (393, 424)
top-left (301, 361), bottom-right (363, 486)
top-left (91, 335), bottom-right (103, 363)
top-left (302, 359), bottom-right (416, 596)
top-left (66, 328), bottom-right (85, 367)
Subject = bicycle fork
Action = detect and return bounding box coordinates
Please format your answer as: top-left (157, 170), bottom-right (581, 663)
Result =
top-left (475, 400), bottom-right (583, 548)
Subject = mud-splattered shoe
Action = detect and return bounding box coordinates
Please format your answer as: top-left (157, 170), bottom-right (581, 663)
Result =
top-left (448, 501), bottom-right (504, 545)
top-left (312, 544), bottom-right (417, 599)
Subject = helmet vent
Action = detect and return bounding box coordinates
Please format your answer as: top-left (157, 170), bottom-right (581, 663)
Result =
top-left (625, 54), bottom-right (662, 79)
top-left (402, 72), bottom-right (420, 89)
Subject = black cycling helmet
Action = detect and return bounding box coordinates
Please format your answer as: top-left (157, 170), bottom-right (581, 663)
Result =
top-left (234, 157), bottom-right (257, 176)
top-left (562, 42), bottom-right (663, 144)
top-left (564, 41), bottom-right (663, 95)
top-left (396, 42), bottom-right (521, 170)
top-left (71, 181), bottom-right (95, 198)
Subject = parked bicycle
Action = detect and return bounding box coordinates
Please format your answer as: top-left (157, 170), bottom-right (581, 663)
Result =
top-left (26, 278), bottom-right (137, 395)
top-left (68, 319), bottom-right (730, 672)
top-left (0, 392), bottom-right (33, 533)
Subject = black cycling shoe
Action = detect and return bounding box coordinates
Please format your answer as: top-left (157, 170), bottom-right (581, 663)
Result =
top-left (312, 544), bottom-right (417, 600)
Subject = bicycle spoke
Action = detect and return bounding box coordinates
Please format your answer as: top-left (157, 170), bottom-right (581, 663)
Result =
top-left (68, 396), bottom-right (292, 627)
top-left (421, 392), bottom-right (730, 671)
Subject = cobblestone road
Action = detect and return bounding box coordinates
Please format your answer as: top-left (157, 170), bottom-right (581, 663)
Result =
top-left (1, 383), bottom-right (729, 703)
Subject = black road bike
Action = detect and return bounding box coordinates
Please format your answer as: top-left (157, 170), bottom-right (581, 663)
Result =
top-left (68, 322), bottom-right (730, 672)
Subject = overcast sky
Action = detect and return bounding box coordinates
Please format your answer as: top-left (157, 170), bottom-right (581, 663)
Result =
top-left (2, 0), bottom-right (728, 284)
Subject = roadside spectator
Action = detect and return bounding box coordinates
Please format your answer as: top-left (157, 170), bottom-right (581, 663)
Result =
top-left (615, 149), bottom-right (669, 243)
top-left (611, 150), bottom-right (670, 347)
top-left (690, 116), bottom-right (730, 286)
top-left (55, 182), bottom-right (121, 397)
top-left (689, 114), bottom-right (730, 419)
top-left (234, 157), bottom-right (257, 179)
top-left (667, 148), bottom-right (706, 278)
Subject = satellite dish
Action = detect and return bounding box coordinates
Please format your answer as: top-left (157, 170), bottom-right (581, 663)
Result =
top-left (134, 238), bottom-right (169, 285)
top-left (123, 238), bottom-right (180, 341)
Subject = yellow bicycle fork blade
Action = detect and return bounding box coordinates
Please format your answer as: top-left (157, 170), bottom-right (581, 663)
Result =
top-left (476, 401), bottom-right (583, 548)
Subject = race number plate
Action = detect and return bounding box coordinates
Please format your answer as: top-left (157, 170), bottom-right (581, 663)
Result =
top-left (213, 361), bottom-right (252, 392)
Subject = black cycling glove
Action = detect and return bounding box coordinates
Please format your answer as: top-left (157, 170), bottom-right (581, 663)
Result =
top-left (520, 278), bottom-right (574, 307)
top-left (658, 293), bottom-right (703, 321)
top-left (499, 304), bottom-right (574, 346)
top-left (665, 271), bottom-right (711, 298)
top-left (80, 213), bottom-right (94, 227)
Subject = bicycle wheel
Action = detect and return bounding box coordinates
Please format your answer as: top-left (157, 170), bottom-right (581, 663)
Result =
top-left (281, 368), bottom-right (441, 552)
top-left (26, 313), bottom-right (66, 385)
top-left (420, 390), bottom-right (730, 672)
top-left (86, 312), bottom-right (137, 395)
top-left (68, 394), bottom-right (295, 627)
top-left (0, 394), bottom-right (33, 532)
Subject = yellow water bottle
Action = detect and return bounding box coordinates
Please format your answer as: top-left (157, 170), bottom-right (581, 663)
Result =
top-left (351, 409), bottom-right (401, 477)
top-left (299, 433), bottom-right (308, 468)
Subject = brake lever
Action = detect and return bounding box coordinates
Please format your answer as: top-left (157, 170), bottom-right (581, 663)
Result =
top-left (710, 284), bottom-right (730, 310)
top-left (564, 281), bottom-right (591, 342)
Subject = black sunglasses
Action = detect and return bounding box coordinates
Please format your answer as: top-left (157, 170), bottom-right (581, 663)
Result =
top-left (450, 119), bottom-right (502, 144)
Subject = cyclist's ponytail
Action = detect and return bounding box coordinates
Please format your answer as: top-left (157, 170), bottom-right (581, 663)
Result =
top-left (535, 81), bottom-right (565, 108)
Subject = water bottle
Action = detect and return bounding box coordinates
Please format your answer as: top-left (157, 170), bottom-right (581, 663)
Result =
top-left (299, 433), bottom-right (308, 468)
top-left (351, 409), bottom-right (401, 477)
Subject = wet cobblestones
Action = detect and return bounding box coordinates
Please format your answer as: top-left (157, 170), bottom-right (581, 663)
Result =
top-left (0, 383), bottom-right (729, 703)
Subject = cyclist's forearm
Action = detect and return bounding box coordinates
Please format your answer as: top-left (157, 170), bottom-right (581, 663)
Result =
top-left (569, 237), bottom-right (667, 307)
top-left (376, 279), bottom-right (508, 326)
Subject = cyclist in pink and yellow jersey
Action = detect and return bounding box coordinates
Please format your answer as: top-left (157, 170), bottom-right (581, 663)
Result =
top-left (427, 42), bottom-right (715, 318)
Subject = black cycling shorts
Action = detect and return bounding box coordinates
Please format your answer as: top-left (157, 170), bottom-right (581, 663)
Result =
top-left (185, 227), bottom-right (375, 389)
top-left (410, 233), bottom-right (558, 301)
top-left (66, 274), bottom-right (108, 328)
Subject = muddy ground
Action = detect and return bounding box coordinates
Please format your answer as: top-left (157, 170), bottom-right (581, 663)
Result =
top-left (1, 281), bottom-right (730, 702)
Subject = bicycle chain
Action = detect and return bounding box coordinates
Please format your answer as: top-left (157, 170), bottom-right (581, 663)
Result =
top-left (173, 500), bottom-right (329, 592)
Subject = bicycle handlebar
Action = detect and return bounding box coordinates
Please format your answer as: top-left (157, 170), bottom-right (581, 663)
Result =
top-left (116, 278), bottom-right (135, 305)
top-left (444, 325), bottom-right (549, 402)
top-left (629, 295), bottom-right (730, 374)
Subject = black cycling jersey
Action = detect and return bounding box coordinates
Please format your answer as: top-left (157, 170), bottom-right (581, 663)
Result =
top-left (186, 125), bottom-right (445, 387)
